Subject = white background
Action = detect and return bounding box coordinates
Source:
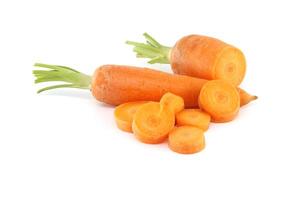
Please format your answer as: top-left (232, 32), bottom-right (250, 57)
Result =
top-left (0, 0), bottom-right (300, 199)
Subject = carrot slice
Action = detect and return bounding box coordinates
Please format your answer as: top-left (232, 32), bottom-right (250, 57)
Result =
top-left (176, 109), bottom-right (211, 131)
top-left (168, 126), bottom-right (205, 154)
top-left (159, 92), bottom-right (184, 114)
top-left (114, 101), bottom-right (148, 132)
top-left (198, 80), bottom-right (240, 123)
top-left (132, 102), bottom-right (175, 144)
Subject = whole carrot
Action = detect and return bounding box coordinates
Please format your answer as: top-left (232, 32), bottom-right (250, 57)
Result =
top-left (126, 33), bottom-right (246, 86)
top-left (33, 63), bottom-right (255, 108)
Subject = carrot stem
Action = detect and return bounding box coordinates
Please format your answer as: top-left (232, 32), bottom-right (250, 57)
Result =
top-left (126, 33), bottom-right (171, 64)
top-left (33, 63), bottom-right (92, 93)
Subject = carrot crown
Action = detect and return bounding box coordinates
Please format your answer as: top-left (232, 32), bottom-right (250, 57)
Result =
top-left (32, 63), bottom-right (92, 93)
top-left (126, 33), bottom-right (171, 64)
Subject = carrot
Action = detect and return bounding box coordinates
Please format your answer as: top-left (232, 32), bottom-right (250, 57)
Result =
top-left (168, 126), bottom-right (205, 154)
top-left (114, 101), bottom-right (148, 132)
top-left (91, 65), bottom-right (207, 107)
top-left (238, 88), bottom-right (258, 107)
top-left (176, 109), bottom-right (211, 131)
top-left (132, 102), bottom-right (175, 144)
top-left (127, 33), bottom-right (246, 86)
top-left (33, 63), bottom-right (206, 107)
top-left (33, 63), bottom-right (255, 107)
top-left (198, 80), bottom-right (240, 123)
top-left (159, 92), bottom-right (184, 114)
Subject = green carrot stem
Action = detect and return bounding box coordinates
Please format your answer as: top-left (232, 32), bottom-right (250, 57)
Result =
top-left (33, 63), bottom-right (92, 93)
top-left (126, 33), bottom-right (172, 64)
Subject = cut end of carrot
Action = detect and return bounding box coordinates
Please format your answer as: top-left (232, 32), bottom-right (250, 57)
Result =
top-left (132, 102), bottom-right (175, 144)
top-left (213, 46), bottom-right (246, 86)
top-left (176, 109), bottom-right (211, 131)
top-left (168, 126), bottom-right (205, 154)
top-left (199, 80), bottom-right (240, 123)
top-left (160, 92), bottom-right (185, 114)
top-left (114, 101), bottom-right (148, 133)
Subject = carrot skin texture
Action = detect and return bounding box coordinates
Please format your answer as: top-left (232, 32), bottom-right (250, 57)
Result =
top-left (171, 35), bottom-right (246, 86)
top-left (91, 65), bottom-right (207, 108)
top-left (238, 88), bottom-right (258, 106)
top-left (91, 65), bottom-right (255, 108)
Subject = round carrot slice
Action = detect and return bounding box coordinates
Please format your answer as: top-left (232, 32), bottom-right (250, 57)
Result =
top-left (132, 102), bottom-right (175, 144)
top-left (198, 80), bottom-right (240, 123)
top-left (213, 46), bottom-right (246, 86)
top-left (114, 101), bottom-right (148, 132)
top-left (168, 126), bottom-right (205, 154)
top-left (160, 92), bottom-right (184, 114)
top-left (176, 109), bottom-right (211, 131)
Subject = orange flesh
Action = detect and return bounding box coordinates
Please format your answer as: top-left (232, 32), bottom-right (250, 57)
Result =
top-left (132, 102), bottom-right (175, 144)
top-left (171, 35), bottom-right (246, 86)
top-left (198, 80), bottom-right (240, 123)
top-left (159, 92), bottom-right (184, 114)
top-left (114, 101), bottom-right (148, 132)
top-left (214, 46), bottom-right (246, 86)
top-left (176, 109), bottom-right (211, 131)
top-left (168, 126), bottom-right (205, 154)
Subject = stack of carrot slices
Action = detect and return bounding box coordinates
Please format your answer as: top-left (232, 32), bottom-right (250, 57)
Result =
top-left (114, 79), bottom-right (245, 154)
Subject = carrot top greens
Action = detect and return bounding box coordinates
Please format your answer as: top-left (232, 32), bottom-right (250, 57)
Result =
top-left (126, 33), bottom-right (171, 64)
top-left (33, 63), bottom-right (92, 93)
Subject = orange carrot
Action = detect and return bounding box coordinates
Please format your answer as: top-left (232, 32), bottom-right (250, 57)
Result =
top-left (176, 109), bottom-right (211, 130)
top-left (159, 92), bottom-right (184, 114)
top-left (198, 80), bottom-right (240, 122)
top-left (127, 33), bottom-right (246, 86)
top-left (168, 126), bottom-right (205, 154)
top-left (114, 101), bottom-right (148, 132)
top-left (132, 102), bottom-right (175, 144)
top-left (91, 65), bottom-right (207, 107)
top-left (33, 63), bottom-right (255, 107)
top-left (238, 88), bottom-right (258, 106)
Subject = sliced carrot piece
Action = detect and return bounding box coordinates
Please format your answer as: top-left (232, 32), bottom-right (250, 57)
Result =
top-left (168, 126), bottom-right (205, 154)
top-left (198, 80), bottom-right (240, 123)
top-left (114, 101), bottom-right (148, 132)
top-left (159, 92), bottom-right (184, 114)
top-left (132, 102), bottom-right (175, 144)
top-left (176, 109), bottom-right (211, 131)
